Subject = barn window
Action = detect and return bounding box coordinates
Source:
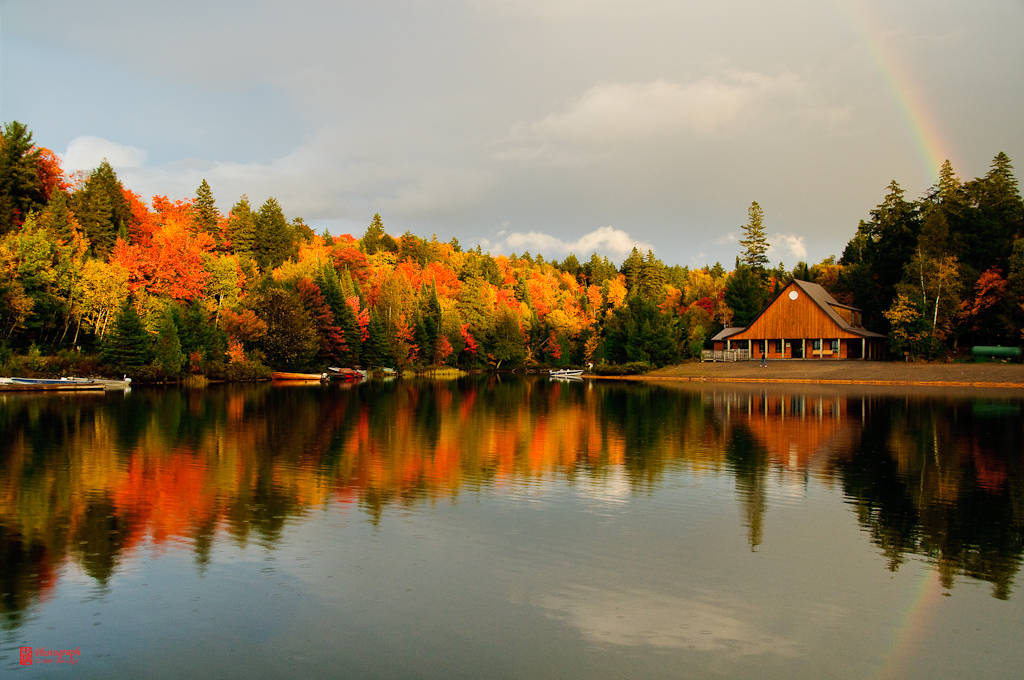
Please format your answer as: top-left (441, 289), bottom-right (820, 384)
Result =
top-left (813, 339), bottom-right (821, 350)
top-left (831, 339), bottom-right (839, 353)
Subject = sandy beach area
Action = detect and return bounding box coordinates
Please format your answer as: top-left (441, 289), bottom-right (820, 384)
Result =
top-left (595, 360), bottom-right (1024, 392)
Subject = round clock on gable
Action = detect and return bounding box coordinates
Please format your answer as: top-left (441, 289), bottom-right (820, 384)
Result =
top-left (789, 290), bottom-right (799, 300)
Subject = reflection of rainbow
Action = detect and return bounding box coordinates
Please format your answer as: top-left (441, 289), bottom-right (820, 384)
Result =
top-left (875, 569), bottom-right (945, 679)
top-left (841, 1), bottom-right (953, 178)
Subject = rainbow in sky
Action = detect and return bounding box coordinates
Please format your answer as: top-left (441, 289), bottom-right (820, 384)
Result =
top-left (841, 1), bottom-right (955, 180)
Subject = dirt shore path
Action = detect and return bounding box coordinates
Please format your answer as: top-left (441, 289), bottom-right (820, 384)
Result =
top-left (596, 361), bottom-right (1024, 391)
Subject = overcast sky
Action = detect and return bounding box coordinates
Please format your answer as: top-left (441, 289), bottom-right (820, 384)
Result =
top-left (2, 0), bottom-right (1021, 267)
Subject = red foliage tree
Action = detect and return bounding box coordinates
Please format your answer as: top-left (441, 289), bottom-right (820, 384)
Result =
top-left (346, 295), bottom-right (370, 342)
top-left (332, 246), bottom-right (370, 284)
top-left (297, 277), bottom-right (347, 361)
top-left (460, 323), bottom-right (478, 355)
top-left (33, 147), bottom-right (68, 199)
top-left (221, 308), bottom-right (268, 342)
top-left (111, 226), bottom-right (215, 301)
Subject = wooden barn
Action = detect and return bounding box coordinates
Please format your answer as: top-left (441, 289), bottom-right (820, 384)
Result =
top-left (710, 279), bottom-right (886, 360)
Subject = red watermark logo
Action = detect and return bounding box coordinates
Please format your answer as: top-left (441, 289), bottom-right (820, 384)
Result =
top-left (19, 646), bottom-right (80, 665)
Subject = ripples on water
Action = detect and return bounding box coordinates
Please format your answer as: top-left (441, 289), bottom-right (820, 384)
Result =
top-left (1, 378), bottom-right (1022, 678)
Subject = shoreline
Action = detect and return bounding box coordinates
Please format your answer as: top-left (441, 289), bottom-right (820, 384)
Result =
top-left (592, 361), bottom-right (1024, 391)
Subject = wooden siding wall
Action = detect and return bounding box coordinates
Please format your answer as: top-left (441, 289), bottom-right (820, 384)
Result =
top-left (730, 283), bottom-right (862, 341)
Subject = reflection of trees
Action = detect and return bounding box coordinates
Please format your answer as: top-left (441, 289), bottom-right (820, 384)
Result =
top-left (726, 425), bottom-right (769, 551)
top-left (1, 383), bottom-right (1023, 629)
top-left (0, 525), bottom-right (56, 631)
top-left (837, 398), bottom-right (1024, 599)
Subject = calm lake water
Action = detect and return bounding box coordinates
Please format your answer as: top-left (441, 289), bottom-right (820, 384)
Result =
top-left (1, 377), bottom-right (1023, 678)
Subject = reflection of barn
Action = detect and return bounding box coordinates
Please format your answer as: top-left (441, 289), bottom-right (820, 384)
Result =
top-left (711, 280), bottom-right (886, 359)
top-left (707, 389), bottom-right (860, 470)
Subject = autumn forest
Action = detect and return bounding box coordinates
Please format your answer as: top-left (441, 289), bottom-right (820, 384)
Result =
top-left (1, 121), bottom-right (1022, 379)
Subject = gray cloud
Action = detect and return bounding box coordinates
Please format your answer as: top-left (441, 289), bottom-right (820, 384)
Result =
top-left (8, 0), bottom-right (1021, 267)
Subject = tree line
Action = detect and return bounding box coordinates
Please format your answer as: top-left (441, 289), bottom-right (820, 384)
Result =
top-left (1, 120), bottom-right (1021, 378)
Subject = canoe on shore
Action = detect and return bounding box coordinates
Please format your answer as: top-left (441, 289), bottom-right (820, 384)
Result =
top-left (271, 372), bottom-right (325, 381)
top-left (0, 376), bottom-right (131, 392)
top-left (0, 378), bottom-right (104, 392)
top-left (323, 367), bottom-right (367, 381)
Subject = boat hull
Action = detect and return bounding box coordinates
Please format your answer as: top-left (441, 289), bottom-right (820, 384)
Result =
top-left (549, 369), bottom-right (584, 379)
top-left (271, 372), bottom-right (324, 381)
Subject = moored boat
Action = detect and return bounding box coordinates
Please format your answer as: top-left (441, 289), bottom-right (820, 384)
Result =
top-left (0, 377), bottom-right (104, 392)
top-left (61, 376), bottom-right (132, 391)
top-left (271, 372), bottom-right (324, 381)
top-left (549, 369), bottom-right (584, 380)
top-left (322, 367), bottom-right (367, 381)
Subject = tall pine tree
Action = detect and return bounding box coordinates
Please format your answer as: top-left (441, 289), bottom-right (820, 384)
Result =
top-left (738, 201), bottom-right (769, 271)
top-left (71, 160), bottom-right (131, 257)
top-left (254, 197), bottom-right (293, 270)
top-left (0, 121), bottom-right (46, 235)
top-left (191, 179), bottom-right (219, 236)
top-left (226, 195), bottom-right (257, 259)
top-left (102, 300), bottom-right (152, 374)
top-left (361, 213), bottom-right (386, 254)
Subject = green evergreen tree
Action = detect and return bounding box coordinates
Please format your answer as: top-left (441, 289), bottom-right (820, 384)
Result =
top-left (0, 121), bottom-right (46, 235)
top-left (935, 160), bottom-right (963, 207)
top-left (962, 152), bottom-right (1023, 273)
top-left (838, 180), bottom-right (920, 331)
top-left (361, 311), bottom-right (395, 367)
top-left (414, 281), bottom-right (442, 362)
top-left (102, 300), bottom-right (152, 374)
top-left (602, 296), bottom-right (681, 366)
top-left (739, 201), bottom-right (769, 271)
top-left (333, 293), bottom-right (362, 366)
top-left (560, 253), bottom-right (581, 277)
top-left (1007, 237), bottom-right (1024, 335)
top-left (37, 190), bottom-right (78, 241)
top-left (792, 261), bottom-right (811, 281)
top-left (226, 195), bottom-right (257, 258)
top-left (620, 247), bottom-right (643, 294)
top-left (315, 265), bottom-right (347, 322)
top-left (254, 197), bottom-right (293, 270)
top-left (255, 287), bottom-right (319, 370)
top-left (637, 249), bottom-right (667, 301)
top-left (152, 310), bottom-right (185, 378)
top-left (724, 265), bottom-right (768, 327)
top-left (584, 252), bottom-right (617, 285)
top-left (361, 213), bottom-right (387, 255)
top-left (191, 179), bottom-right (219, 235)
top-left (71, 160), bottom-right (131, 257)
top-left (173, 301), bottom-right (225, 363)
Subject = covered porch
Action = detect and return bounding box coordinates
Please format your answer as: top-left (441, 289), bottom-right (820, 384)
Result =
top-left (712, 336), bottom-right (885, 360)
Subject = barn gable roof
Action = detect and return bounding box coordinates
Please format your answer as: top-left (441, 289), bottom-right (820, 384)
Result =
top-left (791, 280), bottom-right (885, 338)
top-left (726, 279), bottom-right (885, 340)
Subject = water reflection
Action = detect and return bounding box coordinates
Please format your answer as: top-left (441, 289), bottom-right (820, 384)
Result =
top-left (1, 379), bottom-right (1022, 631)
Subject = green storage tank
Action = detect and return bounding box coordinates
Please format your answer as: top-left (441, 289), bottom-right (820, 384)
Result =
top-left (971, 346), bottom-right (1022, 360)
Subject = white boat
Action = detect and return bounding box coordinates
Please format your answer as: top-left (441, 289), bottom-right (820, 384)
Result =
top-left (549, 369), bottom-right (584, 379)
top-left (62, 376), bottom-right (132, 391)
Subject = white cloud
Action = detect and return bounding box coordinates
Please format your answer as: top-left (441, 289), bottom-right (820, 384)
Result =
top-left (61, 136), bottom-right (147, 172)
top-left (481, 225), bottom-right (653, 262)
top-left (536, 586), bottom-right (799, 655)
top-left (769, 233), bottom-right (808, 263)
